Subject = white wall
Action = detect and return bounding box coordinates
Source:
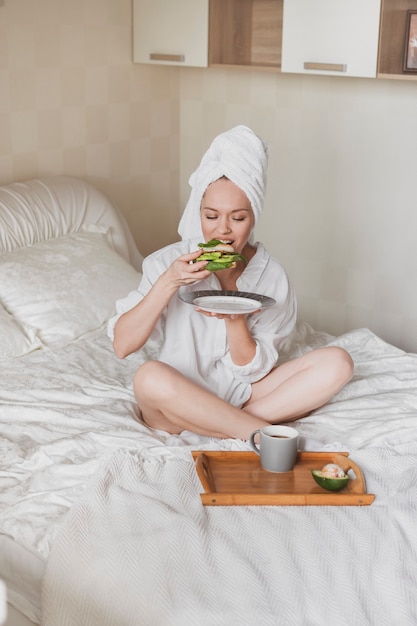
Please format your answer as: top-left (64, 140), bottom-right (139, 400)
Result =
top-left (179, 67), bottom-right (417, 352)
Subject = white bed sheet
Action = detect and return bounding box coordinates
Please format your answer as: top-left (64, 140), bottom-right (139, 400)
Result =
top-left (1, 323), bottom-right (417, 624)
top-left (0, 328), bottom-right (159, 623)
top-left (0, 323), bottom-right (245, 623)
top-left (5, 603), bottom-right (36, 626)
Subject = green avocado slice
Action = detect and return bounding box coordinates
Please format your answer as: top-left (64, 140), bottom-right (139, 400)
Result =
top-left (205, 260), bottom-right (235, 271)
top-left (311, 470), bottom-right (350, 492)
top-left (198, 252), bottom-right (222, 260)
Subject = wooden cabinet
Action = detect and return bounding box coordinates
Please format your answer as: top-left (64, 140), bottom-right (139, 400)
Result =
top-left (378, 0), bottom-right (417, 79)
top-left (132, 0), bottom-right (208, 67)
top-left (281, 0), bottom-right (381, 78)
top-left (132, 0), bottom-right (417, 82)
top-left (209, 0), bottom-right (282, 69)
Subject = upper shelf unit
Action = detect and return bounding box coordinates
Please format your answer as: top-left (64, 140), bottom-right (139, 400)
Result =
top-left (132, 0), bottom-right (417, 81)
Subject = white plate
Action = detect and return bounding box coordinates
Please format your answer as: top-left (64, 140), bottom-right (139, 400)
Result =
top-left (179, 290), bottom-right (276, 314)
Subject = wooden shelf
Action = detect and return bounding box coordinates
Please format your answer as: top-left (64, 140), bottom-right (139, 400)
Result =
top-left (209, 0), bottom-right (283, 69)
top-left (378, 0), bottom-right (417, 78)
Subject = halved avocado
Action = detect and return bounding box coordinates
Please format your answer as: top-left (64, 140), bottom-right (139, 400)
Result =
top-left (311, 469), bottom-right (350, 492)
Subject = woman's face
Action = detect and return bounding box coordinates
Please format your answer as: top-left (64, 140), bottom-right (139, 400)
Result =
top-left (200, 178), bottom-right (255, 254)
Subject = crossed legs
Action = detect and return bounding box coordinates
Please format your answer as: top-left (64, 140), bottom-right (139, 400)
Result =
top-left (133, 346), bottom-right (354, 441)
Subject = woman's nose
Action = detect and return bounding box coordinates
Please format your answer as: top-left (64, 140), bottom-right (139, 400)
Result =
top-left (218, 219), bottom-right (231, 233)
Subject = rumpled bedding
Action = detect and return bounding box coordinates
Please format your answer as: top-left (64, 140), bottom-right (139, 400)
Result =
top-left (1, 322), bottom-right (417, 624)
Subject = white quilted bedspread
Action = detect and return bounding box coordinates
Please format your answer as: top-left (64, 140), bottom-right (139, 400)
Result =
top-left (37, 324), bottom-right (417, 626)
top-left (42, 444), bottom-right (417, 626)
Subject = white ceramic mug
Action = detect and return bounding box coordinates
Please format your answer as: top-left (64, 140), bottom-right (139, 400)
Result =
top-left (249, 425), bottom-right (299, 472)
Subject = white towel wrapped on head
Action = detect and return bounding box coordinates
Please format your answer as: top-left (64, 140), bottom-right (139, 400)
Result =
top-left (178, 125), bottom-right (268, 241)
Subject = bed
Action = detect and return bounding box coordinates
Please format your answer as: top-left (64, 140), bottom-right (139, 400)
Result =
top-left (0, 175), bottom-right (416, 626)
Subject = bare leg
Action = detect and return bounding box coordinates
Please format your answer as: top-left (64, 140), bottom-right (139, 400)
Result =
top-left (133, 360), bottom-right (269, 440)
top-left (133, 346), bottom-right (353, 441)
top-left (244, 347), bottom-right (353, 422)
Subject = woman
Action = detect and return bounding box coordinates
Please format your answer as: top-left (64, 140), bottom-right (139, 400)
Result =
top-left (108, 126), bottom-right (353, 440)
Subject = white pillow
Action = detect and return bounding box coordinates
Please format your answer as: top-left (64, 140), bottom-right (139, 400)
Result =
top-left (0, 228), bottom-right (141, 347)
top-left (0, 304), bottom-right (41, 358)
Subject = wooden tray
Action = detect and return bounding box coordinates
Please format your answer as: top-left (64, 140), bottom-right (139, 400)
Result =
top-left (192, 450), bottom-right (375, 506)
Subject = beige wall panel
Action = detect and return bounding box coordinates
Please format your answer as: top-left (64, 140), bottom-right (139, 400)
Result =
top-left (0, 0), bottom-right (180, 257)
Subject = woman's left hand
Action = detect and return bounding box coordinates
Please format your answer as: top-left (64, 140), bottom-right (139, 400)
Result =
top-left (194, 308), bottom-right (260, 365)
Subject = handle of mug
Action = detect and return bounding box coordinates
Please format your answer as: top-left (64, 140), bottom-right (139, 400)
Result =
top-left (249, 429), bottom-right (261, 456)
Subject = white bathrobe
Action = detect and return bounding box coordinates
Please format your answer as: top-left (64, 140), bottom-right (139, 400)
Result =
top-left (108, 238), bottom-right (296, 407)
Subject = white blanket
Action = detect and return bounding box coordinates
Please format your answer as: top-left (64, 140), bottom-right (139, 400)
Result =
top-left (40, 326), bottom-right (417, 626)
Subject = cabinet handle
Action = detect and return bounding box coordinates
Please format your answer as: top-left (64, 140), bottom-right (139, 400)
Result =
top-left (304, 62), bottom-right (347, 73)
top-left (149, 53), bottom-right (185, 63)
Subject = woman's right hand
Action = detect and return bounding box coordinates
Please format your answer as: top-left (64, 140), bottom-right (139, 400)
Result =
top-left (113, 251), bottom-right (209, 359)
top-left (113, 250), bottom-right (210, 358)
top-left (163, 250), bottom-right (210, 287)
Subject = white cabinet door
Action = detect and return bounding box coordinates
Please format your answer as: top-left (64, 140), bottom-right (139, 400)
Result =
top-left (281, 0), bottom-right (381, 78)
top-left (132, 0), bottom-right (208, 67)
